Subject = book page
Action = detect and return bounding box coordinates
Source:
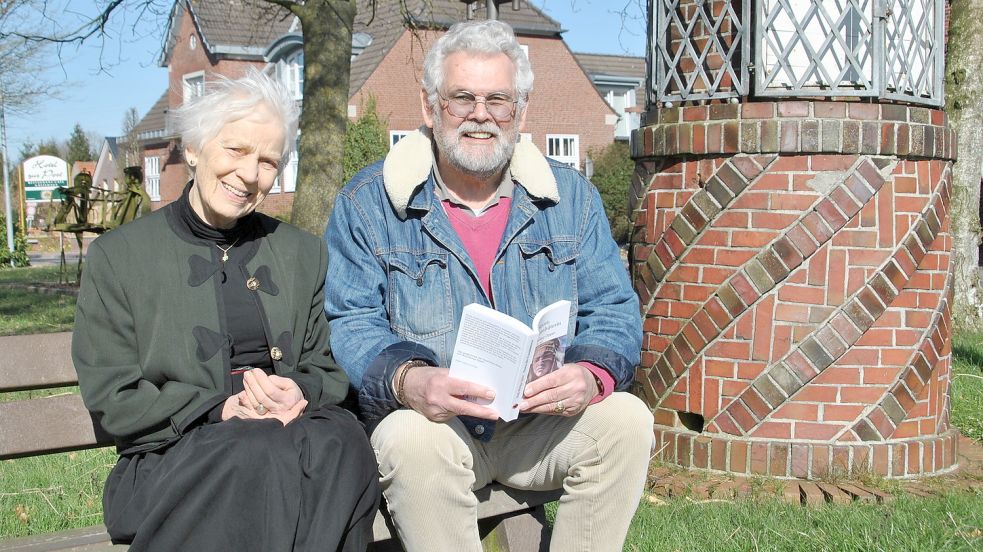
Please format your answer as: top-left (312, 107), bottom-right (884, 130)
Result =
top-left (448, 304), bottom-right (536, 421)
top-left (526, 300), bottom-right (572, 384)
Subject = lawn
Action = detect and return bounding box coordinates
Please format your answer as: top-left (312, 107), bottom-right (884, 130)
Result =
top-left (0, 265), bottom-right (76, 336)
top-left (1, 266), bottom-right (983, 549)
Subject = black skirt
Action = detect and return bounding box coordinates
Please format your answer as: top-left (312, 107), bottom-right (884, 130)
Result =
top-left (102, 406), bottom-right (380, 552)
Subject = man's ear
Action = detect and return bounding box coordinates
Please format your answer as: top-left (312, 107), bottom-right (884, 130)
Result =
top-left (421, 88), bottom-right (435, 129)
top-left (516, 99), bottom-right (529, 133)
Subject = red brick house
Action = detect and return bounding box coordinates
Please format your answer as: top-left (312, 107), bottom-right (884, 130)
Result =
top-left (134, 0), bottom-right (626, 214)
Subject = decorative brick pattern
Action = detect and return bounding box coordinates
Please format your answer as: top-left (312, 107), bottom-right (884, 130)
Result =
top-left (632, 101), bottom-right (956, 478)
top-left (653, 426), bottom-right (961, 479)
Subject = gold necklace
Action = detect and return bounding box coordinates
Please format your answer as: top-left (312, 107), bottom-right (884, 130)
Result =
top-left (216, 237), bottom-right (240, 263)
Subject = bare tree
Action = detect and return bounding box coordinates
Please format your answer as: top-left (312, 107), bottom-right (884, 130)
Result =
top-left (946, 0), bottom-right (983, 329)
top-left (0, 1), bottom-right (58, 116)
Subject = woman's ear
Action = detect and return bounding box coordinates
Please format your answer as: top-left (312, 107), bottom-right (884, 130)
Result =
top-left (185, 148), bottom-right (198, 168)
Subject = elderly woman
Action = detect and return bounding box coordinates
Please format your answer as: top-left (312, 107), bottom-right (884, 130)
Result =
top-left (73, 70), bottom-right (379, 551)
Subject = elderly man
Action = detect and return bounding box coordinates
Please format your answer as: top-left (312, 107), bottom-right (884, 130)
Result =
top-left (325, 19), bottom-right (653, 552)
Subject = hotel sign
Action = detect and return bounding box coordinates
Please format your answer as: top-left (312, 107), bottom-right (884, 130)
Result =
top-left (23, 155), bottom-right (69, 202)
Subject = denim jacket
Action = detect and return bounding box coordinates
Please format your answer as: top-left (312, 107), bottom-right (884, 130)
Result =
top-left (324, 130), bottom-right (641, 440)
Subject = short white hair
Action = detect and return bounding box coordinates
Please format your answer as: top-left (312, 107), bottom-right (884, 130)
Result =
top-left (422, 20), bottom-right (534, 112)
top-left (174, 67), bottom-right (299, 169)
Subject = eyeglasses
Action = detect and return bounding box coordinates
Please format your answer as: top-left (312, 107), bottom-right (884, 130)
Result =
top-left (438, 91), bottom-right (519, 122)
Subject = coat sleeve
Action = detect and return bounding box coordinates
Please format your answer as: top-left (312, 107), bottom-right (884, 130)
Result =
top-left (324, 192), bottom-right (438, 420)
top-left (73, 241), bottom-right (227, 445)
top-left (563, 182), bottom-right (642, 390)
top-left (279, 239), bottom-right (350, 409)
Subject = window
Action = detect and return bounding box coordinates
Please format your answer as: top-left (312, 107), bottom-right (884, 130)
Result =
top-left (277, 51), bottom-right (304, 100)
top-left (275, 135), bottom-right (301, 193)
top-left (546, 135), bottom-right (579, 168)
top-left (183, 72), bottom-right (204, 104)
top-left (390, 130), bottom-right (412, 148)
top-left (144, 156), bottom-right (160, 201)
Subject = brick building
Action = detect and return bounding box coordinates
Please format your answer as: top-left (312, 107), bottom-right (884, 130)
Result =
top-left (133, 0), bottom-right (628, 215)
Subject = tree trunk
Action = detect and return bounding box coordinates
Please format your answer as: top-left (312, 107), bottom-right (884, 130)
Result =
top-left (945, 0), bottom-right (983, 330)
top-left (288, 0), bottom-right (356, 236)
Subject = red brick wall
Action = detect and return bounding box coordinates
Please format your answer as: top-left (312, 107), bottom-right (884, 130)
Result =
top-left (351, 30), bottom-right (616, 166)
top-left (631, 101), bottom-right (958, 478)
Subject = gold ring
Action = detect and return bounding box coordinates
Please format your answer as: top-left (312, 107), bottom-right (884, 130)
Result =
top-left (552, 401), bottom-right (565, 414)
top-left (256, 404), bottom-right (268, 415)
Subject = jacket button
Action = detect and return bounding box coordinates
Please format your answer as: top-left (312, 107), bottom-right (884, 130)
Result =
top-left (270, 346), bottom-right (283, 361)
top-left (473, 425), bottom-right (485, 435)
top-left (416, 276), bottom-right (424, 287)
top-left (548, 262), bottom-right (556, 272)
top-left (246, 277), bottom-right (260, 291)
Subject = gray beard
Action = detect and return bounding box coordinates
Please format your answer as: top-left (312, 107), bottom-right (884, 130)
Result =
top-left (432, 114), bottom-right (517, 178)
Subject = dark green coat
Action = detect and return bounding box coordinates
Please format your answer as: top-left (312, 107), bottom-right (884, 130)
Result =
top-left (73, 204), bottom-right (348, 453)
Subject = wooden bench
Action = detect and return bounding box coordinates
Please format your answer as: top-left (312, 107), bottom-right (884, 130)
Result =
top-left (0, 332), bottom-right (560, 551)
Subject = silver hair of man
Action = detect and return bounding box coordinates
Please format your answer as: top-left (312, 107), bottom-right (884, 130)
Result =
top-left (174, 68), bottom-right (300, 172)
top-left (421, 20), bottom-right (534, 113)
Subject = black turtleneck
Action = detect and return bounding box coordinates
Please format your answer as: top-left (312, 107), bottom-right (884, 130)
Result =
top-left (174, 183), bottom-right (273, 394)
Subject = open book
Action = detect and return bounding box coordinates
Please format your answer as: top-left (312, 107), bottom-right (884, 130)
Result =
top-left (448, 300), bottom-right (571, 421)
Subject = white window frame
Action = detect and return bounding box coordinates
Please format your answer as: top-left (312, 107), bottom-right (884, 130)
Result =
top-left (389, 130), bottom-right (412, 148)
top-left (276, 51), bottom-right (304, 101)
top-left (546, 134), bottom-right (580, 169)
top-left (182, 71), bottom-right (205, 104)
top-left (144, 156), bottom-right (160, 201)
top-left (274, 134), bottom-right (301, 193)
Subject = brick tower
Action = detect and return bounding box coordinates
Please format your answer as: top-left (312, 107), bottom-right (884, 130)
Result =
top-left (631, 1), bottom-right (958, 478)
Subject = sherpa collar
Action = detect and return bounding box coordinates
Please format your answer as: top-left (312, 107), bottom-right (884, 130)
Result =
top-left (382, 127), bottom-right (559, 218)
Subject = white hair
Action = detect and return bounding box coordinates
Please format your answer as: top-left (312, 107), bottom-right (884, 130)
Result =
top-left (174, 67), bottom-right (300, 170)
top-left (422, 20), bottom-right (534, 112)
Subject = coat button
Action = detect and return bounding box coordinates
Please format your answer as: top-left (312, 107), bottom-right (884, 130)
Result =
top-left (473, 425), bottom-right (485, 435)
top-left (246, 277), bottom-right (260, 291)
top-left (270, 346), bottom-right (283, 361)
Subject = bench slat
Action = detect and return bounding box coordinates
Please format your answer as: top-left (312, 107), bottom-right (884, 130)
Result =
top-left (0, 394), bottom-right (113, 460)
top-left (0, 333), bottom-right (77, 392)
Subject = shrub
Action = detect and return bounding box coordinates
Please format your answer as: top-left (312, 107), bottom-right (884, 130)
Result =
top-left (344, 96), bottom-right (389, 183)
top-left (0, 212), bottom-right (30, 268)
top-left (587, 141), bottom-right (634, 244)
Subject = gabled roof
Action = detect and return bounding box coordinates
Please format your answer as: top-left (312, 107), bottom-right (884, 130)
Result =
top-left (103, 136), bottom-right (119, 160)
top-left (134, 92), bottom-right (171, 142)
top-left (349, 0), bottom-right (562, 94)
top-left (574, 52), bottom-right (646, 86)
top-left (162, 0), bottom-right (296, 65)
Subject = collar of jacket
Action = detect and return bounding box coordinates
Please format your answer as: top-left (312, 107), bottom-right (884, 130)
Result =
top-left (382, 126), bottom-right (560, 219)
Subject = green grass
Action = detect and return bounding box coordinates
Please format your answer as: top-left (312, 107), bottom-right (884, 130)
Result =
top-left (952, 333), bottom-right (983, 442)
top-left (0, 448), bottom-right (116, 538)
top-left (0, 288), bottom-right (76, 336)
top-left (0, 265), bottom-right (64, 285)
top-left (623, 493), bottom-right (983, 551)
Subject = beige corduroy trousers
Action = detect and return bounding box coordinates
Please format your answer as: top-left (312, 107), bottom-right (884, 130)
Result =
top-left (370, 392), bottom-right (654, 552)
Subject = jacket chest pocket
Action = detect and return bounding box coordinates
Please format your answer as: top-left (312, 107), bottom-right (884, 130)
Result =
top-left (517, 240), bottom-right (579, 319)
top-left (387, 252), bottom-right (453, 340)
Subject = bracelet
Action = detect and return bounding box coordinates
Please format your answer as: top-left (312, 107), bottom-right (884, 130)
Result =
top-left (395, 359), bottom-right (430, 406)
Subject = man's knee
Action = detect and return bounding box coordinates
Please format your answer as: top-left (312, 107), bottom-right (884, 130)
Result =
top-left (584, 393), bottom-right (654, 453)
top-left (370, 410), bottom-right (472, 474)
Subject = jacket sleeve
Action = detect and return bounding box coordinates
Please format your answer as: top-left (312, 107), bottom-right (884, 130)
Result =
top-left (563, 182), bottom-right (642, 390)
top-left (324, 193), bottom-right (438, 420)
top-left (280, 239), bottom-right (350, 408)
top-left (73, 241), bottom-right (227, 445)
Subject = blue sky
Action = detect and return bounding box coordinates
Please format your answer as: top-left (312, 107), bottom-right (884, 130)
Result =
top-left (5, 0), bottom-right (647, 160)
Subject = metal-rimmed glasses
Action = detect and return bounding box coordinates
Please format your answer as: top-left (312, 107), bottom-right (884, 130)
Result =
top-left (437, 91), bottom-right (519, 122)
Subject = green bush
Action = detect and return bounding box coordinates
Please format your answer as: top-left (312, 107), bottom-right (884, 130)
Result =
top-left (0, 212), bottom-right (30, 268)
top-left (344, 96), bottom-right (389, 183)
top-left (587, 141), bottom-right (633, 244)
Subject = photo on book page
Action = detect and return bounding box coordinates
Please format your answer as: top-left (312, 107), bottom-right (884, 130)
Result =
top-left (526, 335), bottom-right (568, 384)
